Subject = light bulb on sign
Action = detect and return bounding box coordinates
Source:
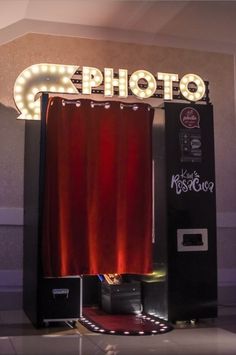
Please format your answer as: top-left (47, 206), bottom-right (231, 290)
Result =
top-left (179, 73), bottom-right (206, 101)
top-left (13, 64), bottom-right (207, 118)
top-left (104, 68), bottom-right (128, 98)
top-left (157, 72), bottom-right (179, 100)
top-left (129, 70), bottom-right (157, 99)
top-left (13, 63), bottom-right (78, 120)
top-left (82, 66), bottom-right (103, 95)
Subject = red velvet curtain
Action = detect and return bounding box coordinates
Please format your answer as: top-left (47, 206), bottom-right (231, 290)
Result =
top-left (42, 97), bottom-right (154, 277)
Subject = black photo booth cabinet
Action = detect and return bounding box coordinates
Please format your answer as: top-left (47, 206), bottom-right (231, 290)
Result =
top-left (151, 102), bottom-right (217, 321)
top-left (23, 95), bottom-right (217, 326)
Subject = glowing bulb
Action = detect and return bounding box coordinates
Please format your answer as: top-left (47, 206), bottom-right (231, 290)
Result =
top-left (23, 70), bottom-right (31, 78)
top-left (198, 86), bottom-right (204, 92)
top-left (40, 86), bottom-right (47, 92)
top-left (27, 94), bottom-right (34, 101)
top-left (50, 65), bottom-right (57, 73)
top-left (105, 70), bottom-right (112, 76)
top-left (18, 77), bottom-right (25, 84)
top-left (59, 66), bottom-right (65, 73)
top-left (41, 65), bottom-right (48, 72)
top-left (34, 100), bottom-right (40, 107)
top-left (14, 85), bottom-right (22, 93)
top-left (32, 87), bottom-right (39, 94)
top-left (129, 81), bottom-right (135, 88)
top-left (91, 69), bottom-right (97, 76)
top-left (189, 94), bottom-right (194, 101)
top-left (95, 75), bottom-right (101, 82)
top-left (15, 95), bottom-right (22, 101)
top-left (28, 102), bottom-right (35, 109)
top-left (31, 66), bottom-right (39, 74)
top-left (67, 66), bottom-right (75, 74)
top-left (83, 67), bottom-right (90, 74)
top-left (189, 75), bottom-right (194, 82)
top-left (17, 102), bottom-right (24, 109)
top-left (62, 77), bottom-right (69, 84)
top-left (140, 91), bottom-right (145, 98)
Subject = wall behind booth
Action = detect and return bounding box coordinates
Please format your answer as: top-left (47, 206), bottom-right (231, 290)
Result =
top-left (0, 33), bottom-right (236, 309)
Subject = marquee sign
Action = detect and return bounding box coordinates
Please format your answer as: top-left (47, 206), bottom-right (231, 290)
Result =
top-left (13, 63), bottom-right (207, 120)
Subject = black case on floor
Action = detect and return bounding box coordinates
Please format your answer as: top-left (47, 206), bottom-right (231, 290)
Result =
top-left (40, 277), bottom-right (81, 321)
top-left (101, 282), bottom-right (141, 314)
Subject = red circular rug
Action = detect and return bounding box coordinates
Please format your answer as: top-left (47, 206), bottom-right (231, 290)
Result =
top-left (80, 307), bottom-right (173, 335)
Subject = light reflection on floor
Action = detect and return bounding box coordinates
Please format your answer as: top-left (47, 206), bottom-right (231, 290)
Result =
top-left (0, 307), bottom-right (236, 355)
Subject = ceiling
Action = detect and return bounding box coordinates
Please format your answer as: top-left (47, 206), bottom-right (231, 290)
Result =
top-left (1, 0), bottom-right (236, 53)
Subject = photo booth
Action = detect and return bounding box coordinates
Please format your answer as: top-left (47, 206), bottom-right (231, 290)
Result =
top-left (22, 87), bottom-right (217, 331)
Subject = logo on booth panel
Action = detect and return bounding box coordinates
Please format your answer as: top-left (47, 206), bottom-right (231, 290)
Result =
top-left (170, 169), bottom-right (214, 195)
top-left (180, 107), bottom-right (200, 129)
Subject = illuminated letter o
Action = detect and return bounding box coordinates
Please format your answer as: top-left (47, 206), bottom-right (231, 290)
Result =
top-left (179, 74), bottom-right (206, 102)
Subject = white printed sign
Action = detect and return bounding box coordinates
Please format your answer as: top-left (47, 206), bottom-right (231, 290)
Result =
top-left (171, 169), bottom-right (214, 195)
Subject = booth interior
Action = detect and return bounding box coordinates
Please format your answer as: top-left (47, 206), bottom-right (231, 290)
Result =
top-left (23, 89), bottom-right (217, 334)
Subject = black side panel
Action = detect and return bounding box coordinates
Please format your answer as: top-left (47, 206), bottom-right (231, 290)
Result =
top-left (165, 103), bottom-right (217, 321)
top-left (151, 108), bottom-right (168, 319)
top-left (23, 120), bottom-right (41, 326)
top-left (23, 94), bottom-right (48, 326)
top-left (24, 95), bottom-right (83, 326)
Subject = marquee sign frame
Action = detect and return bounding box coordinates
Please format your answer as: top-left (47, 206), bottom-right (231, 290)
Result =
top-left (13, 64), bottom-right (209, 120)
